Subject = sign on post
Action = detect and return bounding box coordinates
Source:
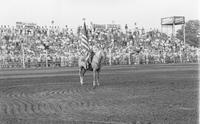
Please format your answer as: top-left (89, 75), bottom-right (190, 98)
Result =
top-left (161, 16), bottom-right (185, 25)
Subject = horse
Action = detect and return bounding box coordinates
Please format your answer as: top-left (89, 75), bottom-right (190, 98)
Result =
top-left (78, 49), bottom-right (106, 87)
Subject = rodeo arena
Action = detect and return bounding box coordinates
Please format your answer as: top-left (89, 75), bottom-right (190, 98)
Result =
top-left (0, 16), bottom-right (199, 124)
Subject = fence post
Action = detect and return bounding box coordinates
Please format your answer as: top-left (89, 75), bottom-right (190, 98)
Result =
top-left (109, 48), bottom-right (112, 66)
top-left (21, 41), bottom-right (25, 69)
top-left (45, 50), bottom-right (48, 67)
top-left (179, 49), bottom-right (182, 63)
top-left (198, 49), bottom-right (200, 64)
top-left (128, 45), bottom-right (131, 65)
top-left (128, 53), bottom-right (131, 65)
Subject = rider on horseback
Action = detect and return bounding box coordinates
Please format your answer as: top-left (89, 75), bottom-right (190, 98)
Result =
top-left (86, 49), bottom-right (95, 69)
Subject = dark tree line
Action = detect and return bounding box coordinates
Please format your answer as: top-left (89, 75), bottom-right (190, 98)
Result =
top-left (176, 20), bottom-right (200, 47)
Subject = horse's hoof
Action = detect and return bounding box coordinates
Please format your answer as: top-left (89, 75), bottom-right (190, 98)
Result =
top-left (93, 85), bottom-right (97, 89)
top-left (93, 81), bottom-right (96, 86)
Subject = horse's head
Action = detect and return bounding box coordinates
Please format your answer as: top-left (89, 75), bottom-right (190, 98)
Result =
top-left (93, 49), bottom-right (107, 65)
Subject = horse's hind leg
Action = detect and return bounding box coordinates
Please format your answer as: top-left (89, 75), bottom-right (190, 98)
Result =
top-left (79, 67), bottom-right (86, 85)
top-left (96, 70), bottom-right (100, 86)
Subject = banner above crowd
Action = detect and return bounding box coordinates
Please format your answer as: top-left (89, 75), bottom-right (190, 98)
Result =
top-left (16, 22), bottom-right (37, 29)
top-left (107, 24), bottom-right (121, 29)
top-left (93, 24), bottom-right (106, 30)
top-left (92, 23), bottom-right (121, 30)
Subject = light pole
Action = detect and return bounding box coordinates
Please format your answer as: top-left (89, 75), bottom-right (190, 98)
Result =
top-left (2, 39), bottom-right (6, 68)
top-left (51, 20), bottom-right (54, 30)
top-left (21, 38), bottom-right (25, 68)
top-left (45, 48), bottom-right (48, 67)
top-left (20, 25), bottom-right (25, 69)
top-left (82, 18), bottom-right (86, 22)
top-left (183, 23), bottom-right (186, 46)
top-left (197, 33), bottom-right (200, 63)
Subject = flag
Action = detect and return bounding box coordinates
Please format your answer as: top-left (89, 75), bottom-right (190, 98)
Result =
top-left (80, 21), bottom-right (90, 51)
top-left (83, 21), bottom-right (88, 38)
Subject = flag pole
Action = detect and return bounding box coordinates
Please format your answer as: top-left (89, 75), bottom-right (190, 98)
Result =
top-left (82, 18), bottom-right (87, 39)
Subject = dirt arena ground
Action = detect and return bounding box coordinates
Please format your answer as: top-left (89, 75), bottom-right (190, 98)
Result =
top-left (0, 64), bottom-right (198, 124)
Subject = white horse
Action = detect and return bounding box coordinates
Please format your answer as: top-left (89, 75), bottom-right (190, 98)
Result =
top-left (78, 49), bottom-right (106, 87)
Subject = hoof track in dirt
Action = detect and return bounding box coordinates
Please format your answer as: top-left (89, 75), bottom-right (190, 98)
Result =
top-left (0, 64), bottom-right (198, 124)
top-left (0, 86), bottom-right (101, 118)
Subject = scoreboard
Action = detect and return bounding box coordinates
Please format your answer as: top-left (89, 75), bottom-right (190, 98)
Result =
top-left (161, 16), bottom-right (185, 25)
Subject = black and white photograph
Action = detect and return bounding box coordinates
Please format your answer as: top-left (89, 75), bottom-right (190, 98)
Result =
top-left (0, 0), bottom-right (199, 124)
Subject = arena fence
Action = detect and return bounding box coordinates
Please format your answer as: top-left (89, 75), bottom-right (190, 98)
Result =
top-left (0, 55), bottom-right (198, 69)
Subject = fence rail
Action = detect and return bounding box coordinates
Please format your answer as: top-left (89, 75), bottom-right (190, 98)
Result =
top-left (0, 54), bottom-right (198, 69)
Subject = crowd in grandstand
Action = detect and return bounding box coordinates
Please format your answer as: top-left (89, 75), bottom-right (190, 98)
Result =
top-left (0, 22), bottom-right (199, 68)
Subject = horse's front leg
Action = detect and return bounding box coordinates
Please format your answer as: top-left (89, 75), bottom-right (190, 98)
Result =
top-left (93, 69), bottom-right (96, 87)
